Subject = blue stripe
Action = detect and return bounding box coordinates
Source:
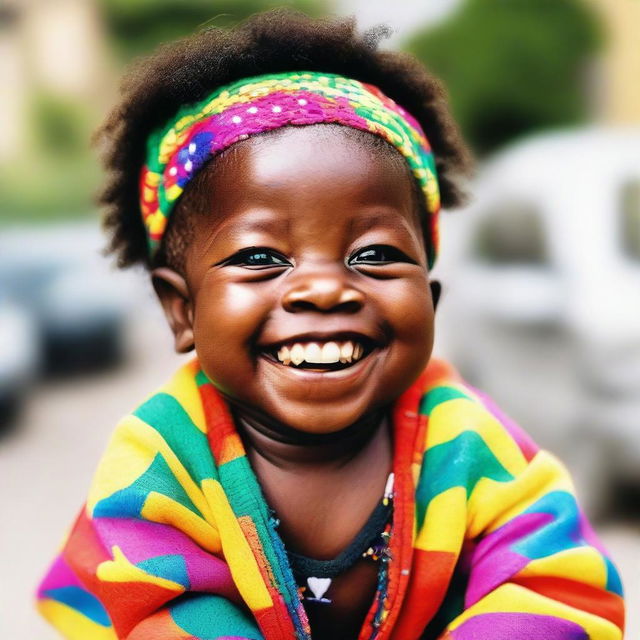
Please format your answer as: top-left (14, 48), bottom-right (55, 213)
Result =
top-left (43, 586), bottom-right (111, 626)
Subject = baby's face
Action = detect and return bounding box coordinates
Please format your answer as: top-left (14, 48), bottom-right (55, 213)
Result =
top-left (175, 126), bottom-right (436, 434)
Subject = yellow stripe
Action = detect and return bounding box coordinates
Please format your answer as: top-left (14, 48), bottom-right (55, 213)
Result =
top-left (90, 416), bottom-right (217, 527)
top-left (37, 599), bottom-right (117, 640)
top-left (415, 486), bottom-right (467, 553)
top-left (159, 360), bottom-right (206, 433)
top-left (467, 452), bottom-right (573, 538)
top-left (516, 546), bottom-right (608, 589)
top-left (447, 583), bottom-right (622, 639)
top-left (129, 419), bottom-right (218, 524)
top-left (87, 415), bottom-right (221, 552)
top-left (428, 398), bottom-right (528, 477)
top-left (97, 546), bottom-right (185, 592)
top-left (166, 184), bottom-right (183, 201)
top-left (141, 491), bottom-right (221, 553)
top-left (201, 478), bottom-right (272, 611)
top-left (87, 415), bottom-right (158, 513)
top-left (147, 212), bottom-right (167, 235)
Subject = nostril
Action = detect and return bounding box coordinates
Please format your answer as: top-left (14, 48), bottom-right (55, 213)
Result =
top-left (286, 297), bottom-right (362, 314)
top-left (288, 299), bottom-right (318, 312)
top-left (283, 282), bottom-right (365, 313)
top-left (334, 299), bottom-right (361, 314)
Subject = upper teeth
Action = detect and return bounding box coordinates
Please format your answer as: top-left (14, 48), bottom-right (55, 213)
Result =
top-left (276, 341), bottom-right (365, 366)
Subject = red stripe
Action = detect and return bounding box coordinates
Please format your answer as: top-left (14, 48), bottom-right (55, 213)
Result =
top-left (392, 549), bottom-right (458, 639)
top-left (512, 575), bottom-right (625, 631)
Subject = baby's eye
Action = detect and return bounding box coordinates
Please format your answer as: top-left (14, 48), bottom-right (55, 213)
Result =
top-left (348, 244), bottom-right (415, 265)
top-left (223, 247), bottom-right (291, 269)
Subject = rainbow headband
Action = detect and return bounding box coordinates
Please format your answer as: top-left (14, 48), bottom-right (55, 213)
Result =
top-left (140, 71), bottom-right (441, 266)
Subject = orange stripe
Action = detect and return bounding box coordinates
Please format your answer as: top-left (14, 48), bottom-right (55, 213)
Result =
top-left (127, 608), bottom-right (191, 639)
top-left (512, 575), bottom-right (625, 631)
top-left (392, 549), bottom-right (458, 639)
top-left (200, 382), bottom-right (247, 466)
top-left (370, 372), bottom-right (428, 640)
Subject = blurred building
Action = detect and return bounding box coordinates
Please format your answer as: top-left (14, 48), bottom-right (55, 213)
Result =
top-left (0, 0), bottom-right (113, 163)
top-left (589, 0), bottom-right (640, 122)
top-left (4, 0), bottom-right (637, 168)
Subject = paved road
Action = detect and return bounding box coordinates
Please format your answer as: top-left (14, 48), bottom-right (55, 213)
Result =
top-left (1, 305), bottom-right (637, 638)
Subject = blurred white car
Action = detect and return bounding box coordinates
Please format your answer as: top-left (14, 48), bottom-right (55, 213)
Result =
top-left (0, 222), bottom-right (131, 378)
top-left (0, 298), bottom-right (39, 430)
top-left (436, 127), bottom-right (640, 516)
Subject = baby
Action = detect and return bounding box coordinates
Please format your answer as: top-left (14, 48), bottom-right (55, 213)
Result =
top-left (36, 10), bottom-right (624, 640)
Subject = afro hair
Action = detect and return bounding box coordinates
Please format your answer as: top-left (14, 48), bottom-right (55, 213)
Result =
top-left (96, 8), bottom-right (472, 271)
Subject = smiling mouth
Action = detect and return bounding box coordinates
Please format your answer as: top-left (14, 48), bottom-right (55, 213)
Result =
top-left (261, 338), bottom-right (376, 372)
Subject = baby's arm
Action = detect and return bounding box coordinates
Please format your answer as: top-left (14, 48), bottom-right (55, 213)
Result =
top-left (37, 509), bottom-right (262, 639)
top-left (437, 453), bottom-right (624, 639)
top-left (36, 409), bottom-right (263, 639)
top-left (431, 391), bottom-right (625, 640)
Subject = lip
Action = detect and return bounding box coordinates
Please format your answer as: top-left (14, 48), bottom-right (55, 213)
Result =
top-left (258, 344), bottom-right (382, 382)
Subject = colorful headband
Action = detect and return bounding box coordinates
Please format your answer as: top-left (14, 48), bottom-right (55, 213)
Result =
top-left (140, 71), bottom-right (441, 266)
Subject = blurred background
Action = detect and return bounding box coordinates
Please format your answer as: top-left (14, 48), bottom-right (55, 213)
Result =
top-left (0, 0), bottom-right (638, 636)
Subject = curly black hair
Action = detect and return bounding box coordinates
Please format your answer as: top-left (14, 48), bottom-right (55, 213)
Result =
top-left (96, 8), bottom-right (472, 271)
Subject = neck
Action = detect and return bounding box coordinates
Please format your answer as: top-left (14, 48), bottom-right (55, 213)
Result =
top-left (227, 402), bottom-right (389, 471)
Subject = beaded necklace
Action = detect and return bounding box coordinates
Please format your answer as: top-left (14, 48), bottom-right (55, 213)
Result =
top-left (282, 473), bottom-right (394, 607)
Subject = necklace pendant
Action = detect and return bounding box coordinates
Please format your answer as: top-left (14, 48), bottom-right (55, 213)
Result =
top-left (306, 576), bottom-right (332, 604)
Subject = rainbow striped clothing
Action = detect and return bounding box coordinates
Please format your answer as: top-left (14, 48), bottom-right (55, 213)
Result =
top-left (36, 359), bottom-right (625, 639)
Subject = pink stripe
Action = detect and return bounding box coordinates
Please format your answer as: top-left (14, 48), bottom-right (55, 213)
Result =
top-left (163, 90), bottom-right (370, 188)
top-left (450, 612), bottom-right (588, 639)
top-left (37, 554), bottom-right (83, 598)
top-left (465, 512), bottom-right (553, 607)
top-left (93, 518), bottom-right (240, 601)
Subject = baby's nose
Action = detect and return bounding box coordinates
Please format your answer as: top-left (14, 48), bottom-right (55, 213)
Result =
top-left (282, 275), bottom-right (364, 313)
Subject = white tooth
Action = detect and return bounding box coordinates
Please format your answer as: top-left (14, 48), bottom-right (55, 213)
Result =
top-left (321, 342), bottom-right (341, 363)
top-left (304, 343), bottom-right (323, 363)
top-left (277, 345), bottom-right (291, 365)
top-left (352, 343), bottom-right (363, 361)
top-left (290, 343), bottom-right (305, 366)
top-left (340, 341), bottom-right (354, 363)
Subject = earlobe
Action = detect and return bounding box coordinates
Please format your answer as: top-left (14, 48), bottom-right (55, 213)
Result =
top-left (429, 280), bottom-right (442, 311)
top-left (151, 267), bottom-right (195, 353)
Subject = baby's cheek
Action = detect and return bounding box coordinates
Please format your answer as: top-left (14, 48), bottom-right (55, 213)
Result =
top-left (191, 282), bottom-right (268, 377)
top-left (390, 279), bottom-right (434, 338)
top-left (394, 285), bottom-right (435, 376)
top-left (372, 279), bottom-right (434, 399)
top-left (215, 282), bottom-right (262, 319)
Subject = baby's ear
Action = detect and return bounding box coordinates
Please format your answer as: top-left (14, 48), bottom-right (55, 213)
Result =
top-left (429, 280), bottom-right (442, 312)
top-left (151, 268), bottom-right (195, 353)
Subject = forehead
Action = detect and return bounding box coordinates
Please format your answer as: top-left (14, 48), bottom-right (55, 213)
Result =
top-left (194, 125), bottom-right (421, 236)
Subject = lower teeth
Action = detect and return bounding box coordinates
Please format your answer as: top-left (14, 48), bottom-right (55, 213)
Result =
top-left (290, 360), bottom-right (352, 370)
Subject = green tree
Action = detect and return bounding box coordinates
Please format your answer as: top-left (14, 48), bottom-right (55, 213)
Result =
top-left (405, 0), bottom-right (602, 155)
top-left (99, 0), bottom-right (329, 61)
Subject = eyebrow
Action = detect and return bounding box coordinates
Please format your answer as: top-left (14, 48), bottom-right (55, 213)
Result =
top-left (202, 215), bottom-right (291, 252)
top-left (228, 217), bottom-right (291, 236)
top-left (348, 212), bottom-right (416, 236)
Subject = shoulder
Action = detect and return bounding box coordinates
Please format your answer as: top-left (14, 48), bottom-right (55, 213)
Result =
top-left (86, 358), bottom-right (213, 515)
top-left (416, 359), bottom-right (539, 473)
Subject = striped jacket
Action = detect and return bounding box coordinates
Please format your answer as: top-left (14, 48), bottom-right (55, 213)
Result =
top-left (36, 358), bottom-right (625, 639)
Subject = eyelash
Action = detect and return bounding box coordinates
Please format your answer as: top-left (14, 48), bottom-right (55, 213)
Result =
top-left (221, 247), bottom-right (290, 269)
top-left (219, 244), bottom-right (415, 269)
top-left (348, 245), bottom-right (416, 266)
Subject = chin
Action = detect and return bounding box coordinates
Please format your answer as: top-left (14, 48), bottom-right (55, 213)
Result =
top-left (268, 398), bottom-right (380, 435)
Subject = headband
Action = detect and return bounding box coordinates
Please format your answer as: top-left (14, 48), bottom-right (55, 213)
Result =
top-left (140, 71), bottom-right (441, 266)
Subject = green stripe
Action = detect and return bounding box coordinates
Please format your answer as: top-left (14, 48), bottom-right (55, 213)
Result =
top-left (416, 431), bottom-right (514, 530)
top-left (134, 392), bottom-right (218, 484)
top-left (420, 386), bottom-right (472, 416)
top-left (169, 594), bottom-right (262, 638)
